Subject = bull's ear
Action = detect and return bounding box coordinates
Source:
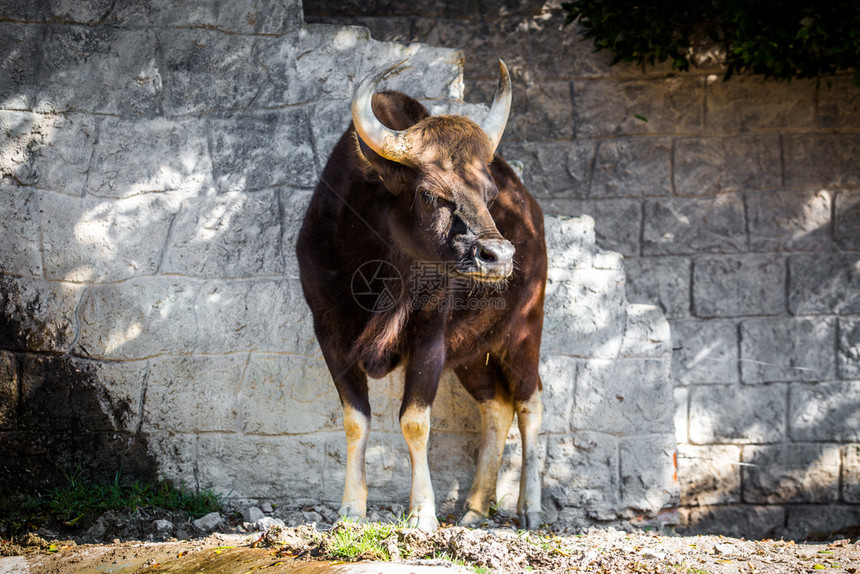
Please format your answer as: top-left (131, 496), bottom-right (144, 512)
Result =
top-left (354, 132), bottom-right (411, 196)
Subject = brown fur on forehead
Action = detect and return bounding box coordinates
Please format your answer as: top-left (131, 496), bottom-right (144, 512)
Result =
top-left (409, 115), bottom-right (494, 166)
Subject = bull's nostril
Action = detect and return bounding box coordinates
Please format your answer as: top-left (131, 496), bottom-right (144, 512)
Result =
top-left (479, 245), bottom-right (498, 263)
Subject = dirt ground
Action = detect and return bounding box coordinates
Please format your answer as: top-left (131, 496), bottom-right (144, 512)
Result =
top-left (2, 508), bottom-right (859, 574)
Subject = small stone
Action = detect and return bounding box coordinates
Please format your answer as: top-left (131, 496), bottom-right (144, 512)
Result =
top-left (257, 516), bottom-right (286, 530)
top-left (193, 511), bottom-right (223, 532)
top-left (640, 549), bottom-right (666, 560)
top-left (368, 511), bottom-right (381, 523)
top-left (243, 506), bottom-right (265, 524)
top-left (302, 511), bottom-right (323, 524)
top-left (153, 519), bottom-right (174, 535)
top-left (261, 502), bottom-right (274, 514)
top-left (283, 510), bottom-right (305, 527)
top-left (714, 542), bottom-right (735, 555)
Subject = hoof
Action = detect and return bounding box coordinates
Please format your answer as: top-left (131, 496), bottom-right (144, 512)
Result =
top-left (457, 510), bottom-right (488, 528)
top-left (518, 511), bottom-right (541, 530)
top-left (407, 512), bottom-right (439, 533)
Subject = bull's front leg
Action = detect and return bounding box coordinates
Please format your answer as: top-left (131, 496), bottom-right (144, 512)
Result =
top-left (516, 391), bottom-right (543, 529)
top-left (400, 331), bottom-right (446, 532)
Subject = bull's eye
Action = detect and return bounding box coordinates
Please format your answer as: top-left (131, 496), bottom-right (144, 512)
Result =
top-left (420, 190), bottom-right (454, 210)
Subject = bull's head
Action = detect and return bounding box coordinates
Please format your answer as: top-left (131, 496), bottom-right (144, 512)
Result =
top-left (352, 58), bottom-right (515, 282)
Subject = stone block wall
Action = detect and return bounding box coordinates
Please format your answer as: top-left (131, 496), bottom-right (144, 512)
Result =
top-left (306, 0), bottom-right (860, 539)
top-left (0, 0), bottom-right (677, 528)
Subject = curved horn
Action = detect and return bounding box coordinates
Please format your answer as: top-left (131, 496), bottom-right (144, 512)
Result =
top-left (351, 58), bottom-right (414, 165)
top-left (481, 59), bottom-right (512, 154)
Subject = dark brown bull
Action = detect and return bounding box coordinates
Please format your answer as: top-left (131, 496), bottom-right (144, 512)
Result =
top-left (297, 59), bottom-right (547, 531)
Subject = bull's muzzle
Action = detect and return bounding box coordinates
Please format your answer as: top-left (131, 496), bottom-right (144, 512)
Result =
top-left (473, 237), bottom-right (515, 279)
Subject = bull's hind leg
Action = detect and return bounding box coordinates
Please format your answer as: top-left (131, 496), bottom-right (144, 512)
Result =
top-left (323, 355), bottom-right (371, 522)
top-left (455, 360), bottom-right (515, 527)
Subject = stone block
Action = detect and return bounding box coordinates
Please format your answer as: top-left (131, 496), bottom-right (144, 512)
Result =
top-left (429, 432), bottom-right (485, 512)
top-left (740, 317), bottom-right (836, 383)
top-left (543, 214), bottom-right (596, 271)
top-left (498, 141), bottom-right (593, 198)
top-left (544, 433), bottom-right (619, 520)
top-left (692, 254), bottom-right (786, 318)
top-left (87, 117), bottom-right (214, 199)
top-left (541, 198), bottom-right (640, 257)
top-left (0, 184), bottom-right (41, 278)
top-left (835, 190), bottom-right (860, 250)
top-left (619, 304), bottom-right (671, 359)
top-left (623, 257), bottom-right (690, 319)
top-left (590, 137), bottom-right (671, 198)
top-left (503, 81), bottom-right (572, 143)
top-left (742, 443), bottom-right (839, 504)
top-left (0, 276), bottom-right (82, 353)
top-left (0, 352), bottom-right (17, 429)
top-left (212, 0), bottom-right (303, 34)
top-left (677, 444), bottom-right (741, 505)
top-left (671, 319), bottom-right (739, 385)
top-left (40, 191), bottom-right (181, 283)
top-left (643, 195), bottom-right (746, 255)
top-left (838, 317), bottom-right (860, 380)
top-left (76, 277), bottom-right (198, 360)
top-left (210, 109), bottom-right (316, 192)
top-left (528, 19), bottom-right (618, 80)
top-left (747, 189), bottom-right (832, 252)
top-left (29, 113), bottom-right (96, 196)
top-left (161, 191), bottom-right (283, 278)
top-left (309, 100), bottom-right (353, 163)
top-left (0, 110), bottom-right (59, 184)
top-left (674, 387), bottom-right (688, 443)
top-left (673, 135), bottom-right (781, 196)
top-left (197, 433), bottom-right (327, 501)
top-left (574, 77), bottom-right (704, 138)
top-left (143, 354), bottom-right (246, 433)
top-left (0, 23), bottom-right (39, 110)
top-left (48, 0), bottom-right (115, 24)
top-left (254, 26), bottom-right (368, 107)
top-left (0, 1), bottom-right (45, 21)
top-left (19, 355), bottom-right (143, 432)
top-left (37, 26), bottom-right (160, 115)
top-left (678, 505), bottom-right (785, 539)
top-left (537, 355), bottom-right (577, 433)
top-left (573, 359), bottom-right (674, 435)
top-left (160, 29), bottom-right (264, 116)
top-left (195, 278), bottom-right (317, 356)
top-left (237, 354), bottom-right (341, 435)
top-left (688, 384), bottom-right (787, 444)
top-left (784, 134), bottom-right (860, 189)
top-left (784, 505), bottom-right (860, 541)
top-left (280, 190), bottom-right (313, 280)
top-left (819, 77), bottom-right (860, 130)
top-left (542, 269), bottom-right (627, 358)
top-left (789, 382), bottom-right (860, 442)
top-left (843, 444), bottom-right (860, 502)
top-left (619, 434), bottom-right (678, 515)
top-left (705, 75), bottom-right (816, 132)
top-left (789, 254), bottom-right (860, 315)
top-left (431, 370), bottom-right (481, 434)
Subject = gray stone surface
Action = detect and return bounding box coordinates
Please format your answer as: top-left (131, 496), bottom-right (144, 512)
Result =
top-left (677, 444), bottom-right (741, 505)
top-left (161, 191), bottom-right (284, 278)
top-left (789, 381), bottom-right (860, 442)
top-left (688, 384), bottom-right (787, 444)
top-left (619, 434), bottom-right (678, 514)
top-left (692, 254), bottom-right (786, 318)
top-left (835, 190), bottom-right (860, 250)
top-left (671, 319), bottom-right (738, 385)
top-left (740, 317), bottom-right (836, 383)
top-left (0, 276), bottom-right (82, 353)
top-left (29, 113), bottom-right (97, 196)
top-left (742, 444), bottom-right (840, 504)
top-left (541, 198), bottom-right (641, 256)
top-left (0, 352), bottom-right (17, 429)
top-left (673, 135), bottom-right (781, 196)
top-left (623, 257), bottom-right (690, 319)
top-left (87, 117), bottom-right (214, 199)
top-left (788, 254), bottom-right (860, 315)
top-left (0, 23), bottom-right (39, 110)
top-left (704, 76), bottom-right (816, 133)
top-left (0, 184), bottom-right (42, 278)
top-left (678, 505), bottom-right (785, 540)
top-left (746, 189), bottom-right (832, 252)
top-left (589, 137), bottom-right (672, 198)
top-left (838, 317), bottom-right (860, 380)
top-left (642, 195), bottom-right (746, 255)
top-left (784, 134), bottom-right (860, 189)
top-left (544, 433), bottom-right (619, 520)
top-left (843, 445), bottom-right (860, 503)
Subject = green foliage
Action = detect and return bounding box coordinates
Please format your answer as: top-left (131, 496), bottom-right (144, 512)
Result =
top-left (562, 0), bottom-right (860, 83)
top-left (325, 520), bottom-right (398, 561)
top-left (0, 468), bottom-right (224, 535)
